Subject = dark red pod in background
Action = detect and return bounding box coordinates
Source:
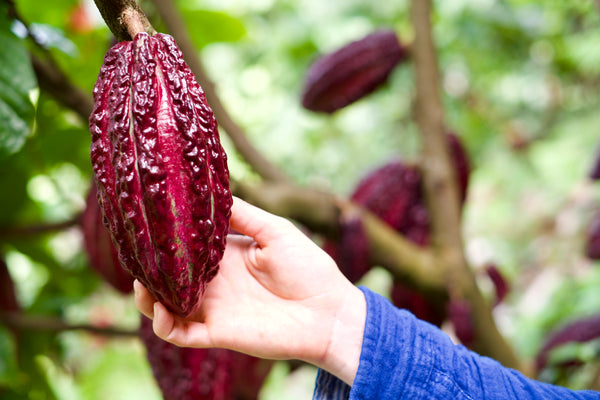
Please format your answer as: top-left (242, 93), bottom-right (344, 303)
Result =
top-left (139, 316), bottom-right (273, 400)
top-left (81, 183), bottom-right (134, 295)
top-left (301, 29), bottom-right (407, 113)
top-left (535, 314), bottom-right (600, 372)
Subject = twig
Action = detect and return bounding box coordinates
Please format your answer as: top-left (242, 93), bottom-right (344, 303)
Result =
top-left (0, 216), bottom-right (80, 239)
top-left (92, 0), bottom-right (155, 41)
top-left (148, 0), bottom-right (289, 183)
top-left (0, 312), bottom-right (139, 337)
top-left (411, 0), bottom-right (523, 372)
top-left (31, 55), bottom-right (93, 121)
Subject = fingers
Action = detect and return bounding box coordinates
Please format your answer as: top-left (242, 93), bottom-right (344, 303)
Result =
top-left (229, 196), bottom-right (293, 246)
top-left (133, 280), bottom-right (155, 319)
top-left (152, 302), bottom-right (212, 348)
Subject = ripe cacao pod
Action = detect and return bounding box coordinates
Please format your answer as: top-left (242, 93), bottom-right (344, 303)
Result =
top-left (139, 316), bottom-right (273, 400)
top-left (446, 299), bottom-right (475, 347)
top-left (535, 314), bottom-right (600, 371)
top-left (301, 29), bottom-right (407, 113)
top-left (322, 215), bottom-right (370, 283)
top-left (81, 182), bottom-right (134, 294)
top-left (323, 134), bottom-right (470, 326)
top-left (484, 263), bottom-right (509, 306)
top-left (89, 32), bottom-right (232, 317)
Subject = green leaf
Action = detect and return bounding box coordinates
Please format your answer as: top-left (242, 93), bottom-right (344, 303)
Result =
top-left (179, 9), bottom-right (246, 49)
top-left (0, 13), bottom-right (37, 158)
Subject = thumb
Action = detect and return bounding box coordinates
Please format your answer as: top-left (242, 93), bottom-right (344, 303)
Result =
top-left (229, 196), bottom-right (290, 246)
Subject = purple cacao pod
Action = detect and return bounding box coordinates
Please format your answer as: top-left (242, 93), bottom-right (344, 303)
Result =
top-left (447, 299), bottom-right (476, 347)
top-left (81, 182), bottom-right (134, 294)
top-left (301, 29), bottom-right (407, 113)
top-left (535, 314), bottom-right (600, 371)
top-left (391, 282), bottom-right (446, 327)
top-left (139, 316), bottom-right (273, 400)
top-left (484, 263), bottom-right (509, 306)
top-left (89, 33), bottom-right (232, 317)
top-left (322, 134), bottom-right (470, 325)
top-left (323, 215), bottom-right (370, 283)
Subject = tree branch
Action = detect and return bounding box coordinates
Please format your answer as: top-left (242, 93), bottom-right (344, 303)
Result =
top-left (0, 312), bottom-right (138, 337)
top-left (411, 0), bottom-right (523, 371)
top-left (234, 180), bottom-right (444, 295)
top-left (0, 216), bottom-right (80, 239)
top-left (93, 0), bottom-right (155, 41)
top-left (31, 55), bottom-right (94, 121)
top-left (148, 0), bottom-right (289, 183)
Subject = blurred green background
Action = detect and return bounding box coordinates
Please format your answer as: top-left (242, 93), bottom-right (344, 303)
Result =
top-left (1, 0), bottom-right (600, 398)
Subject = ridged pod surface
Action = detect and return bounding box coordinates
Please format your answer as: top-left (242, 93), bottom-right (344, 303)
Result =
top-left (81, 183), bottom-right (134, 294)
top-left (89, 33), bottom-right (232, 317)
top-left (301, 29), bottom-right (407, 113)
top-left (139, 316), bottom-right (273, 400)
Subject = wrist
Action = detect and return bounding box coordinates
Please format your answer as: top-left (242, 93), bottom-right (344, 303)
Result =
top-left (313, 284), bottom-right (367, 385)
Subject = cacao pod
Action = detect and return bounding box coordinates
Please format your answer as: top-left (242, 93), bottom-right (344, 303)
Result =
top-left (535, 314), bottom-right (600, 372)
top-left (81, 182), bottom-right (134, 294)
top-left (322, 215), bottom-right (370, 283)
top-left (323, 134), bottom-right (471, 326)
top-left (89, 33), bottom-right (232, 317)
top-left (301, 29), bottom-right (407, 113)
top-left (446, 299), bottom-right (475, 347)
top-left (484, 263), bottom-right (509, 306)
top-left (390, 284), bottom-right (446, 327)
top-left (139, 316), bottom-right (273, 400)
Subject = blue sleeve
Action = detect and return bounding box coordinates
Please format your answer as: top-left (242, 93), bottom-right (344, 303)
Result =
top-left (313, 286), bottom-right (600, 400)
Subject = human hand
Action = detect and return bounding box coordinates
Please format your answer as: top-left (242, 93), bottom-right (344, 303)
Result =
top-left (134, 196), bottom-right (366, 385)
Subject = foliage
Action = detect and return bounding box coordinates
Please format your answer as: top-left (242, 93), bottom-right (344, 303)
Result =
top-left (1, 0), bottom-right (600, 398)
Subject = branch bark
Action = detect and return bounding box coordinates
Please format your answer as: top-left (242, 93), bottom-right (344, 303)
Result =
top-left (148, 0), bottom-right (289, 183)
top-left (0, 216), bottom-right (80, 239)
top-left (31, 55), bottom-right (93, 121)
top-left (93, 0), bottom-right (155, 41)
top-left (411, 0), bottom-right (523, 371)
top-left (0, 312), bottom-right (138, 337)
top-left (234, 180), bottom-right (444, 294)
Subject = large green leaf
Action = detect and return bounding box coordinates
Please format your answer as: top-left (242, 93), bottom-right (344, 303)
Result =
top-left (0, 12), bottom-right (37, 158)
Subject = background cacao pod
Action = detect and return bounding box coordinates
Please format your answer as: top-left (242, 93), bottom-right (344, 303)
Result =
top-left (81, 182), bottom-right (134, 294)
top-left (301, 29), bottom-right (407, 113)
top-left (89, 33), bottom-right (232, 317)
top-left (535, 314), bottom-right (600, 372)
top-left (139, 316), bottom-right (273, 400)
top-left (323, 134), bottom-right (470, 328)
